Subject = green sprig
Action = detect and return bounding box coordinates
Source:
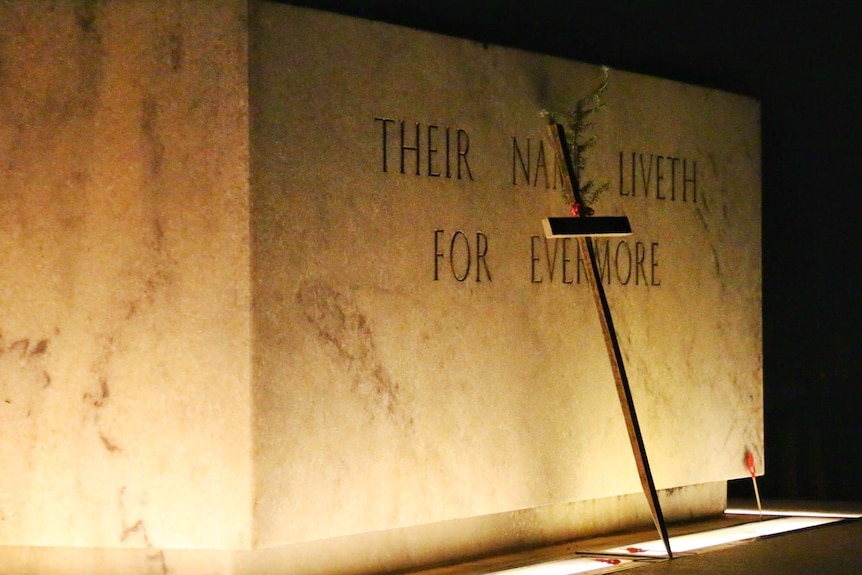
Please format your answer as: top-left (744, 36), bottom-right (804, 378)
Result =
top-left (542, 66), bottom-right (610, 210)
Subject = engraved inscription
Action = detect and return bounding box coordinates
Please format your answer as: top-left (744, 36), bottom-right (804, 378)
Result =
top-left (433, 230), bottom-right (492, 282)
top-left (511, 136), bottom-right (563, 188)
top-left (369, 117), bottom-right (677, 285)
top-left (619, 151), bottom-right (697, 203)
top-left (375, 117), bottom-right (474, 180)
top-left (530, 236), bottom-right (660, 286)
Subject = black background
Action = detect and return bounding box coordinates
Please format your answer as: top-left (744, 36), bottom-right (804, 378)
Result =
top-left (277, 1), bottom-right (862, 502)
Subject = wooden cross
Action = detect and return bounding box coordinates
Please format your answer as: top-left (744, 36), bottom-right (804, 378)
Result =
top-left (544, 122), bottom-right (673, 559)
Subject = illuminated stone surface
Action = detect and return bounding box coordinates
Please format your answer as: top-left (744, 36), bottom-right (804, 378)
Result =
top-left (0, 0), bottom-right (252, 551)
top-left (0, 1), bottom-right (761, 572)
top-left (250, 2), bottom-right (761, 547)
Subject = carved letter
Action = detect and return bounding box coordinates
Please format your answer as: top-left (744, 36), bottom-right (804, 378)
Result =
top-left (433, 229), bottom-right (445, 280)
top-left (375, 117), bottom-right (395, 172)
top-left (639, 154), bottom-right (653, 199)
top-left (561, 238), bottom-right (574, 284)
top-left (651, 242), bottom-right (661, 286)
top-left (530, 235), bottom-right (542, 283)
top-left (450, 231), bottom-right (471, 281)
top-left (683, 159), bottom-right (697, 203)
top-left (513, 137), bottom-right (530, 185)
top-left (543, 238), bottom-right (559, 282)
top-left (655, 155), bottom-right (665, 199)
top-left (635, 241), bottom-right (647, 285)
top-left (619, 151), bottom-right (630, 196)
top-left (401, 121), bottom-right (420, 175)
top-left (475, 232), bottom-right (491, 282)
top-left (595, 239), bottom-right (611, 284)
top-left (670, 157), bottom-right (680, 201)
top-left (615, 240), bottom-right (632, 285)
top-left (427, 124), bottom-right (440, 177)
top-left (457, 129), bottom-right (473, 181)
top-left (534, 140), bottom-right (549, 188)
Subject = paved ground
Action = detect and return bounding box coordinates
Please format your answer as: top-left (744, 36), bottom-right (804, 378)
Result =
top-left (408, 500), bottom-right (862, 575)
top-left (630, 517), bottom-right (862, 575)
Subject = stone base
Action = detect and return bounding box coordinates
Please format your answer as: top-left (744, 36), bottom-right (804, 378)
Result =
top-left (0, 483), bottom-right (725, 575)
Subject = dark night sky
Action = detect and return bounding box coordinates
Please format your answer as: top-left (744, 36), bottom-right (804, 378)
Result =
top-left (279, 1), bottom-right (862, 501)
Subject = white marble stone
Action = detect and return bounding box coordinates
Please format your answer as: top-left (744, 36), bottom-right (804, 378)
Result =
top-left (250, 2), bottom-right (761, 548)
top-left (0, 0), bottom-right (251, 550)
top-left (0, 1), bottom-right (761, 572)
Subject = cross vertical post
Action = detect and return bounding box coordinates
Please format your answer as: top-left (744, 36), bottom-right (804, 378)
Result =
top-left (546, 122), bottom-right (673, 559)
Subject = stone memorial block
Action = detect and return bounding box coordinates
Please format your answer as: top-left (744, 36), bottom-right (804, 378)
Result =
top-left (0, 1), bottom-right (761, 572)
top-left (250, 1), bottom-right (761, 547)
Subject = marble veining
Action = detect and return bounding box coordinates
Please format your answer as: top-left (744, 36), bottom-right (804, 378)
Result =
top-left (295, 280), bottom-right (403, 421)
top-left (1, 0), bottom-right (253, 551)
top-left (118, 486), bottom-right (168, 574)
top-left (0, 332), bottom-right (52, 417)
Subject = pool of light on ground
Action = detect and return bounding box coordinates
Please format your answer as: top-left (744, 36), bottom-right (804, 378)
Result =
top-left (490, 513), bottom-right (851, 575)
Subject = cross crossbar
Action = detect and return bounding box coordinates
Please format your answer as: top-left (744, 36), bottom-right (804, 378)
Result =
top-left (542, 216), bottom-right (631, 238)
